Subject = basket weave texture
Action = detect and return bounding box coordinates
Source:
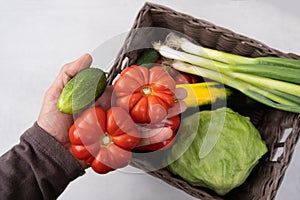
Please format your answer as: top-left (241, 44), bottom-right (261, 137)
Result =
top-left (107, 3), bottom-right (300, 200)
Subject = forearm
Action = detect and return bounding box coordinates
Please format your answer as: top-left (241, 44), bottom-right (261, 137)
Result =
top-left (0, 122), bottom-right (85, 200)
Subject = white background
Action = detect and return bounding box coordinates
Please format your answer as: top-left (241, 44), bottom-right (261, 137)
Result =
top-left (0, 0), bottom-right (300, 199)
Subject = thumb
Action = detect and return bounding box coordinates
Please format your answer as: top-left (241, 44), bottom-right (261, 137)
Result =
top-left (57, 53), bottom-right (93, 86)
top-left (52, 54), bottom-right (92, 92)
top-left (46, 54), bottom-right (93, 100)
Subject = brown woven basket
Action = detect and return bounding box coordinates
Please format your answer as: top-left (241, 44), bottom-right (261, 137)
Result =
top-left (107, 3), bottom-right (300, 200)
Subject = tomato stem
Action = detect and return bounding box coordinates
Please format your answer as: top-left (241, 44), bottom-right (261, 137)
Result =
top-left (142, 86), bottom-right (153, 96)
top-left (100, 134), bottom-right (112, 146)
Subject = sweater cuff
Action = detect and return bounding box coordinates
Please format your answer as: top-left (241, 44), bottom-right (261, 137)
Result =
top-left (22, 122), bottom-right (85, 180)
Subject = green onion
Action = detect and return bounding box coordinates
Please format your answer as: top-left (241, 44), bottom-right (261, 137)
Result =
top-left (261, 87), bottom-right (300, 105)
top-left (156, 44), bottom-right (300, 84)
top-left (255, 57), bottom-right (300, 69)
top-left (154, 35), bottom-right (300, 113)
top-left (226, 72), bottom-right (300, 97)
top-left (230, 64), bottom-right (300, 84)
top-left (166, 33), bottom-right (300, 69)
top-left (171, 61), bottom-right (300, 113)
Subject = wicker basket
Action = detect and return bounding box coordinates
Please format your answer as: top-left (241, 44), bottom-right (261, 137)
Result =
top-left (107, 3), bottom-right (300, 200)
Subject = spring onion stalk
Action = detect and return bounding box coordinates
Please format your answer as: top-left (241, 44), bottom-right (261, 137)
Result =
top-left (169, 35), bottom-right (255, 65)
top-left (255, 57), bottom-right (300, 69)
top-left (157, 44), bottom-right (300, 84)
top-left (166, 32), bottom-right (300, 69)
top-left (154, 44), bottom-right (300, 84)
top-left (231, 64), bottom-right (300, 84)
top-left (172, 61), bottom-right (300, 113)
top-left (154, 40), bottom-right (300, 113)
top-left (172, 61), bottom-right (297, 106)
top-left (261, 87), bottom-right (300, 105)
top-left (226, 72), bottom-right (300, 97)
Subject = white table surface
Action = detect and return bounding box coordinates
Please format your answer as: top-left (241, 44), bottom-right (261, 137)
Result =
top-left (0, 0), bottom-right (299, 199)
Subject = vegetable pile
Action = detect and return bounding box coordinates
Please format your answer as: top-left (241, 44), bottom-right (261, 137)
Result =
top-left (57, 31), bottom-right (299, 195)
top-left (58, 61), bottom-right (182, 174)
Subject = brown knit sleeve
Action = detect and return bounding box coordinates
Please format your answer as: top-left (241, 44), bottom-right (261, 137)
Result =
top-left (0, 122), bottom-right (85, 200)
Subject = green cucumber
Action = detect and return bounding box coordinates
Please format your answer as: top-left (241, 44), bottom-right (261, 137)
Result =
top-left (57, 68), bottom-right (107, 114)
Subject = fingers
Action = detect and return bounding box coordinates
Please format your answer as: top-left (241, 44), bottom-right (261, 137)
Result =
top-left (47, 54), bottom-right (93, 99)
top-left (58, 53), bottom-right (93, 86)
top-left (167, 101), bottom-right (186, 118)
top-left (175, 88), bottom-right (187, 100)
top-left (165, 87), bottom-right (187, 118)
top-left (137, 127), bottom-right (173, 146)
top-left (62, 53), bottom-right (93, 76)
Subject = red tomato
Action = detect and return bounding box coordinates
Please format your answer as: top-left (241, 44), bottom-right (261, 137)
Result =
top-left (161, 65), bottom-right (200, 84)
top-left (174, 73), bottom-right (201, 84)
top-left (69, 106), bottom-right (140, 174)
top-left (134, 115), bottom-right (180, 151)
top-left (113, 65), bottom-right (176, 124)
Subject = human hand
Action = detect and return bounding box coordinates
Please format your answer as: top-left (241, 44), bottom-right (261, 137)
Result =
top-left (37, 54), bottom-right (111, 168)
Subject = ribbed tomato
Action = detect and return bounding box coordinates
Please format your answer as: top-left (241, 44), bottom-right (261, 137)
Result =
top-left (113, 65), bottom-right (176, 124)
top-left (69, 106), bottom-right (140, 174)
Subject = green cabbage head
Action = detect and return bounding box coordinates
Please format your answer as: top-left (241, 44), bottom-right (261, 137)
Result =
top-left (166, 107), bottom-right (268, 195)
